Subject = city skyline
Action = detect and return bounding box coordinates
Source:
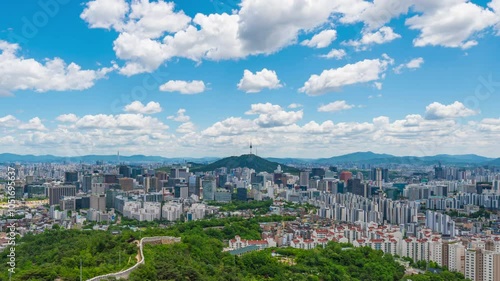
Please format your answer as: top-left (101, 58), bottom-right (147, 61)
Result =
top-left (1, 0), bottom-right (500, 158)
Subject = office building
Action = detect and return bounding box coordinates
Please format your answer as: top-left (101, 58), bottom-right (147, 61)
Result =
top-left (348, 179), bottom-right (366, 197)
top-left (76, 196), bottom-right (91, 210)
top-left (170, 167), bottom-right (189, 180)
top-left (26, 184), bottom-right (45, 198)
top-left (174, 184), bottom-right (188, 199)
top-left (188, 175), bottom-right (200, 196)
top-left (311, 168), bottom-right (325, 179)
top-left (237, 187), bottom-right (247, 201)
top-left (25, 175), bottom-right (34, 185)
top-left (435, 163), bottom-right (445, 180)
top-left (104, 174), bottom-right (118, 184)
top-left (299, 171), bottom-right (309, 189)
top-left (119, 178), bottom-right (134, 191)
top-left (49, 185), bottom-right (76, 205)
top-left (64, 171), bottom-right (78, 184)
top-left (82, 174), bottom-right (92, 193)
top-left (90, 194), bottom-right (106, 212)
top-left (202, 178), bottom-right (216, 201)
top-left (218, 174), bottom-right (228, 188)
top-left (131, 167), bottom-right (143, 178)
top-left (215, 189), bottom-right (232, 202)
top-left (119, 165), bottom-right (131, 178)
top-left (60, 196), bottom-right (76, 211)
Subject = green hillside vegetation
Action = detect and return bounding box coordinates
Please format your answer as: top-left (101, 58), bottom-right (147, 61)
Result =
top-left (208, 199), bottom-right (273, 215)
top-left (0, 230), bottom-right (137, 281)
top-left (0, 216), bottom-right (467, 281)
top-left (190, 154), bottom-right (300, 173)
top-left (0, 216), bottom-right (294, 281)
top-left (130, 237), bottom-right (404, 281)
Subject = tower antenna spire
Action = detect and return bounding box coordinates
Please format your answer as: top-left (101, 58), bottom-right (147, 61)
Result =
top-left (249, 141), bottom-right (253, 155)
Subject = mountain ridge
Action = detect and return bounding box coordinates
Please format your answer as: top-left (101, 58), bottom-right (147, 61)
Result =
top-left (0, 153), bottom-right (218, 164)
top-left (190, 154), bottom-right (300, 173)
top-left (271, 152), bottom-right (494, 166)
top-left (0, 151), bottom-right (497, 166)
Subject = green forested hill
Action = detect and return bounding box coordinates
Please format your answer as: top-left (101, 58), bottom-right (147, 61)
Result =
top-left (190, 154), bottom-right (300, 173)
top-left (0, 230), bottom-right (137, 281)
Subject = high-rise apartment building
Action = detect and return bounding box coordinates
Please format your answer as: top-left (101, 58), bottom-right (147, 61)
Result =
top-left (447, 242), bottom-right (465, 273)
top-left (465, 248), bottom-right (500, 281)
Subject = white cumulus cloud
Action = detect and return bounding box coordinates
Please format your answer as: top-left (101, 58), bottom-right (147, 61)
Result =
top-left (80, 0), bottom-right (129, 29)
top-left (56, 114), bottom-right (79, 123)
top-left (344, 26), bottom-right (401, 50)
top-left (301, 29), bottom-right (337, 48)
top-left (167, 109), bottom-right (191, 123)
top-left (245, 103), bottom-right (303, 128)
top-left (237, 69), bottom-right (283, 93)
top-left (299, 54), bottom-right (393, 96)
top-left (394, 57), bottom-right (424, 74)
top-left (19, 117), bottom-right (46, 131)
top-left (124, 101), bottom-right (162, 114)
top-left (318, 101), bottom-right (355, 113)
top-left (425, 101), bottom-right (478, 120)
top-left (176, 122), bottom-right (196, 134)
top-left (320, 49), bottom-right (346, 60)
top-left (0, 41), bottom-right (115, 94)
top-left (159, 80), bottom-right (206, 94)
top-left (407, 1), bottom-right (499, 49)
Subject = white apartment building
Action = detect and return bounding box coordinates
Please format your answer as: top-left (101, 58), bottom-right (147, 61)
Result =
top-left (162, 202), bottom-right (182, 221)
top-left (428, 238), bottom-right (443, 265)
top-left (122, 201), bottom-right (161, 221)
top-left (448, 242), bottom-right (465, 274)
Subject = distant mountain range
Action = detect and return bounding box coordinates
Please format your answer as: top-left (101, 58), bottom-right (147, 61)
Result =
top-left (270, 152), bottom-right (497, 166)
top-left (0, 152), bottom-right (498, 167)
top-left (0, 153), bottom-right (218, 164)
top-left (190, 154), bottom-right (300, 173)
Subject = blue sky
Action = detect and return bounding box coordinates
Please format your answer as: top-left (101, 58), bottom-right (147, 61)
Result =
top-left (0, 0), bottom-right (499, 158)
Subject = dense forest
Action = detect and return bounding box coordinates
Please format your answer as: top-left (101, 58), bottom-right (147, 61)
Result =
top-left (0, 216), bottom-right (468, 281)
top-left (0, 229), bottom-right (137, 280)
